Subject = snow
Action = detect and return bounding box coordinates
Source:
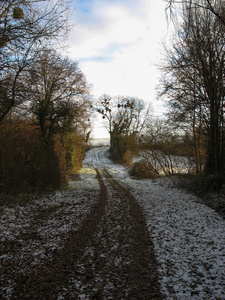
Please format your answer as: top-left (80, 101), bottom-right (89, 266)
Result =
top-left (133, 150), bottom-right (195, 175)
top-left (0, 178), bottom-right (100, 299)
top-left (126, 179), bottom-right (225, 299)
top-left (84, 148), bottom-right (225, 299)
top-left (1, 147), bottom-right (225, 299)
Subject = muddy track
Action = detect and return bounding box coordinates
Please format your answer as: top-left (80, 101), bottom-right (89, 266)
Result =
top-left (10, 169), bottom-right (107, 299)
top-left (10, 168), bottom-right (162, 299)
top-left (101, 169), bottom-right (163, 299)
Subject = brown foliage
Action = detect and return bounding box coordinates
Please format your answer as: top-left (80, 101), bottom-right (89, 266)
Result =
top-left (110, 133), bottom-right (140, 165)
top-left (54, 133), bottom-right (86, 181)
top-left (0, 116), bottom-right (88, 194)
top-left (129, 161), bottom-right (159, 180)
top-left (0, 119), bottom-right (61, 193)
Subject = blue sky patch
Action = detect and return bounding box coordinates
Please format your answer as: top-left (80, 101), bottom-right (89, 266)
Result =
top-left (79, 55), bottom-right (113, 63)
top-left (74, 0), bottom-right (94, 14)
top-left (78, 42), bottom-right (130, 63)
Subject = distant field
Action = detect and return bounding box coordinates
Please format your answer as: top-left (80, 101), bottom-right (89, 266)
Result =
top-left (91, 138), bottom-right (110, 146)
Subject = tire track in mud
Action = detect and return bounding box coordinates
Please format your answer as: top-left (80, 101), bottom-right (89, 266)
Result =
top-left (10, 169), bottom-right (107, 299)
top-left (100, 169), bottom-right (163, 299)
top-left (10, 167), bottom-right (162, 299)
top-left (55, 168), bottom-right (163, 299)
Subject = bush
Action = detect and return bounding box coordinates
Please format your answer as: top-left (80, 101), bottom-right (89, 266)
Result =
top-left (177, 173), bottom-right (224, 196)
top-left (55, 133), bottom-right (86, 183)
top-left (110, 133), bottom-right (140, 165)
top-left (0, 115), bottom-right (89, 196)
top-left (129, 161), bottom-right (159, 179)
top-left (0, 120), bottom-right (61, 193)
top-left (176, 173), bottom-right (225, 218)
top-left (123, 149), bottom-right (133, 166)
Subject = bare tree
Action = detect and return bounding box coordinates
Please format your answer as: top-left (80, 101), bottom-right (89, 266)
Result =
top-left (24, 49), bottom-right (90, 142)
top-left (160, 3), bottom-right (225, 174)
top-left (165, 0), bottom-right (225, 25)
top-left (142, 119), bottom-right (195, 175)
top-left (0, 0), bottom-right (71, 123)
top-left (96, 95), bottom-right (149, 162)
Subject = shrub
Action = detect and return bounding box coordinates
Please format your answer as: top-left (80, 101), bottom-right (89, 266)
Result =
top-left (0, 119), bottom-right (61, 193)
top-left (0, 117), bottom-right (88, 195)
top-left (176, 173), bottom-right (225, 218)
top-left (123, 149), bottom-right (133, 166)
top-left (129, 161), bottom-right (159, 179)
top-left (177, 173), bottom-right (224, 195)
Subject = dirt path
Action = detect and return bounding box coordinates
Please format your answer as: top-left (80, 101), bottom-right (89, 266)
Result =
top-left (6, 166), bottom-right (162, 299)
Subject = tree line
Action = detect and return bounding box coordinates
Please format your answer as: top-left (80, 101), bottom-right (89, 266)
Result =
top-left (0, 0), bottom-right (91, 193)
top-left (1, 0), bottom-right (224, 193)
top-left (96, 0), bottom-right (225, 182)
top-left (162, 0), bottom-right (225, 176)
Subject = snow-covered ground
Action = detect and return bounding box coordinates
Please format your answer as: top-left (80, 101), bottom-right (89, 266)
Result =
top-left (91, 138), bottom-right (110, 147)
top-left (84, 148), bottom-right (225, 299)
top-left (132, 150), bottom-right (195, 175)
top-left (1, 147), bottom-right (225, 299)
top-left (0, 176), bottom-right (100, 299)
top-left (125, 179), bottom-right (225, 299)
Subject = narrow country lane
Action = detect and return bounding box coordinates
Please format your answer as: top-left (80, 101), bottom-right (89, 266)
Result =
top-left (55, 167), bottom-right (162, 299)
top-left (3, 148), bottom-right (224, 299)
top-left (7, 149), bottom-right (163, 299)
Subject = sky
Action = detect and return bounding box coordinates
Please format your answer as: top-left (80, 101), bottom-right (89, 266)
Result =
top-left (68, 0), bottom-right (170, 138)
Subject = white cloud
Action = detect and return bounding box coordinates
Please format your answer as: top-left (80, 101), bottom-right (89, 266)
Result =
top-left (81, 38), bottom-right (164, 111)
top-left (68, 0), bottom-right (170, 137)
top-left (69, 1), bottom-right (149, 59)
